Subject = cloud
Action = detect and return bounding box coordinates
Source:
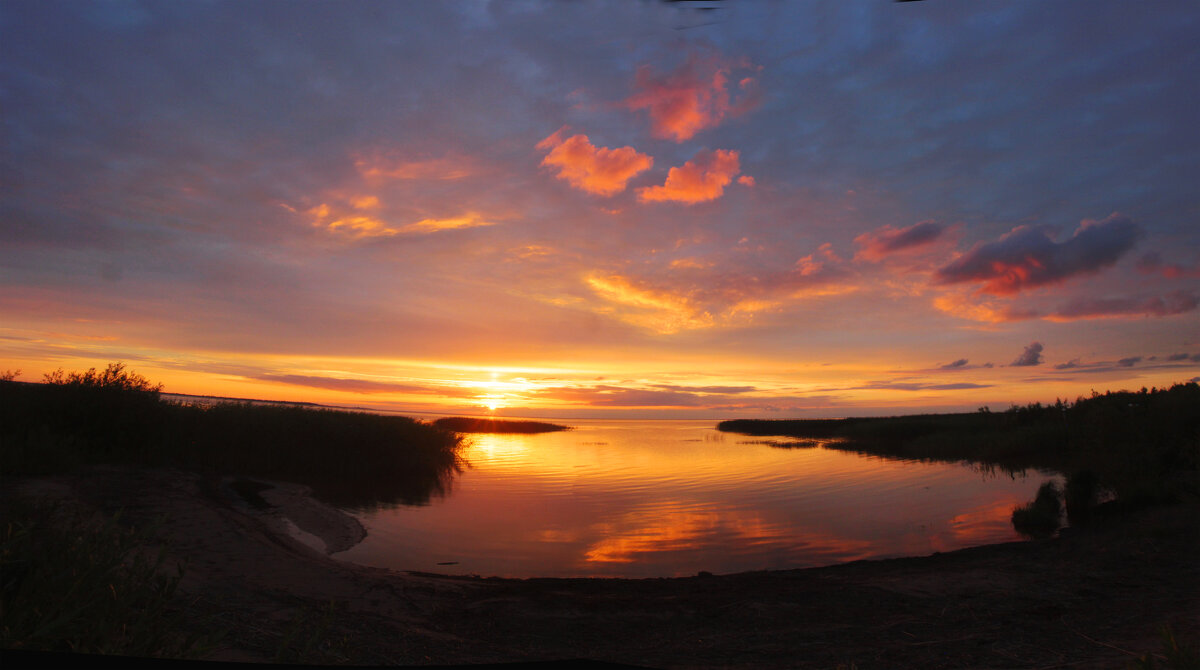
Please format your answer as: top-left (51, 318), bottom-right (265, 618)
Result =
top-left (396, 213), bottom-right (496, 235)
top-left (582, 245), bottom-right (855, 333)
top-left (1046, 290), bottom-right (1198, 321)
top-left (310, 203), bottom-right (494, 238)
top-left (546, 384), bottom-right (730, 408)
top-left (254, 373), bottom-right (432, 395)
top-left (935, 213), bottom-right (1140, 295)
top-left (1011, 342), bottom-right (1044, 367)
top-left (1117, 356), bottom-right (1143, 367)
top-left (585, 274), bottom-right (714, 334)
top-left (1135, 251), bottom-right (1200, 279)
top-left (637, 149), bottom-right (741, 204)
top-left (940, 358), bottom-right (969, 369)
top-left (355, 154), bottom-right (477, 181)
top-left (854, 220), bottom-right (946, 261)
top-left (1167, 353), bottom-right (1200, 362)
top-left (537, 129), bottom-right (653, 196)
top-left (649, 383), bottom-right (757, 394)
top-left (931, 293), bottom-right (1040, 324)
top-left (626, 54), bottom-right (761, 142)
top-left (852, 381), bottom-right (993, 392)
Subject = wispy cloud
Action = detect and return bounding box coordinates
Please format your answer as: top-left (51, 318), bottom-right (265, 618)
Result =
top-left (1136, 251), bottom-right (1200, 279)
top-left (855, 221), bottom-right (947, 261)
top-left (355, 154), bottom-right (477, 181)
top-left (310, 203), bottom-right (495, 239)
top-left (852, 381), bottom-right (993, 392)
top-left (1046, 290), bottom-right (1198, 321)
top-left (253, 373), bottom-right (434, 395)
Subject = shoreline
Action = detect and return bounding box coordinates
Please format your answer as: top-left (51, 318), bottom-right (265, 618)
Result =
top-left (5, 465), bottom-right (1198, 667)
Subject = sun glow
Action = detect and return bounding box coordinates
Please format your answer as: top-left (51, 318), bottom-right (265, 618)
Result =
top-left (466, 373), bottom-right (544, 411)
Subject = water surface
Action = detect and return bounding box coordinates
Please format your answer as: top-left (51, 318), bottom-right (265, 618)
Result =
top-left (335, 419), bottom-right (1047, 578)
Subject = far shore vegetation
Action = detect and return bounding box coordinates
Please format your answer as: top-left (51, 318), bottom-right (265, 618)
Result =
top-left (432, 416), bottom-right (571, 434)
top-left (719, 382), bottom-right (1200, 536)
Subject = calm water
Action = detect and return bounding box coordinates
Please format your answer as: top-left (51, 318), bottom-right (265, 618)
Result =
top-left (334, 419), bottom-right (1050, 578)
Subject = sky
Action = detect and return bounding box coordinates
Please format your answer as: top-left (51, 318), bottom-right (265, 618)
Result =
top-left (2, 1), bottom-right (1199, 419)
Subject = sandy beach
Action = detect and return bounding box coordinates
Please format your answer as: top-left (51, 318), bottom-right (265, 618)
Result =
top-left (6, 465), bottom-right (1198, 668)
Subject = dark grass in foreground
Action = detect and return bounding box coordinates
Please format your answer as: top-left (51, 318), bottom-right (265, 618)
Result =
top-left (433, 416), bottom-right (571, 433)
top-left (0, 364), bottom-right (464, 509)
top-left (1, 363), bottom-right (465, 658)
top-left (0, 499), bottom-right (220, 658)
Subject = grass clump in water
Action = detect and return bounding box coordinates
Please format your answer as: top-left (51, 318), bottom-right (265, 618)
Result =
top-left (1010, 481), bottom-right (1063, 538)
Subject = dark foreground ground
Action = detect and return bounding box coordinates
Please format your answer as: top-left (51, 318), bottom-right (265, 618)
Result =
top-left (5, 466), bottom-right (1198, 669)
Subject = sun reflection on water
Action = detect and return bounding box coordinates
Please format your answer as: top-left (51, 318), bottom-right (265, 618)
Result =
top-left (336, 420), bottom-right (1046, 578)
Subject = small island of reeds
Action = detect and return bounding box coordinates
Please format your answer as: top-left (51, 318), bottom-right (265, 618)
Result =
top-left (432, 416), bottom-right (571, 434)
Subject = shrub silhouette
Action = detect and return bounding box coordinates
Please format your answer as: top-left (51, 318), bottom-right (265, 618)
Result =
top-left (1011, 481), bottom-right (1063, 538)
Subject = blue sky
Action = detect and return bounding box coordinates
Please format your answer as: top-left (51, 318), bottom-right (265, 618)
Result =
top-left (2, 1), bottom-right (1198, 417)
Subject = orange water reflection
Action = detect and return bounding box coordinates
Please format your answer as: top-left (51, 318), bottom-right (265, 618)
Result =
top-left (336, 420), bottom-right (1048, 578)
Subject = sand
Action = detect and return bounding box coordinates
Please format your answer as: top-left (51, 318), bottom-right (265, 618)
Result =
top-left (6, 465), bottom-right (1198, 668)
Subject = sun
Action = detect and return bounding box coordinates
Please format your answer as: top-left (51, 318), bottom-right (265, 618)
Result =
top-left (479, 394), bottom-right (505, 411)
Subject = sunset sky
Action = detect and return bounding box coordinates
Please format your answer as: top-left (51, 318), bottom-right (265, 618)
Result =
top-left (3, 1), bottom-right (1198, 418)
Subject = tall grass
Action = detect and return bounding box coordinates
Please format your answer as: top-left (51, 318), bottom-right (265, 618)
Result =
top-left (0, 364), bottom-right (465, 509)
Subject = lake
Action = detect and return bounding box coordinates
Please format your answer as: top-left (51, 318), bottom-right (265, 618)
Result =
top-left (334, 419), bottom-right (1051, 578)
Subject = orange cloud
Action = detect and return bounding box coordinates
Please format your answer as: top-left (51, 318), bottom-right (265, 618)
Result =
top-left (355, 154), bottom-right (476, 180)
top-left (932, 293), bottom-right (1028, 324)
top-left (395, 213), bottom-right (495, 234)
top-left (537, 129), bottom-right (653, 197)
top-left (309, 202), bottom-right (494, 239)
top-left (627, 54), bottom-right (761, 142)
top-left (637, 149), bottom-right (740, 204)
top-left (586, 274), bottom-right (714, 334)
top-left (737, 175), bottom-right (756, 187)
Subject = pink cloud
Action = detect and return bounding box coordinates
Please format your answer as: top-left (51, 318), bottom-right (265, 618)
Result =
top-left (1046, 290), bottom-right (1198, 321)
top-left (1136, 251), bottom-right (1200, 279)
top-left (935, 213), bottom-right (1139, 295)
top-left (933, 288), bottom-right (1196, 324)
top-left (637, 149), bottom-right (740, 204)
top-left (626, 54), bottom-right (761, 142)
top-left (854, 220), bottom-right (947, 261)
top-left (537, 129), bottom-right (653, 197)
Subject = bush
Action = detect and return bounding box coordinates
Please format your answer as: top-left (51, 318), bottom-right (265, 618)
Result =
top-left (1011, 481), bottom-right (1063, 538)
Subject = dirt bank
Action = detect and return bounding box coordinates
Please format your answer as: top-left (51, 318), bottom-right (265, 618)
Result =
top-left (6, 466), bottom-right (1197, 668)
